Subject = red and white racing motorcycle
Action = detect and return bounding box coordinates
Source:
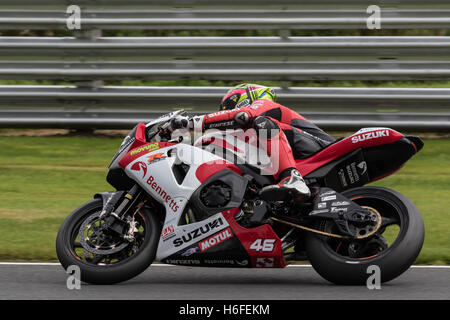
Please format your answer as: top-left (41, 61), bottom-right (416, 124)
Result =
top-left (56, 110), bottom-right (425, 285)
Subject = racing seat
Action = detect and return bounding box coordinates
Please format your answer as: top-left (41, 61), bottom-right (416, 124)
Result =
top-left (285, 127), bottom-right (337, 160)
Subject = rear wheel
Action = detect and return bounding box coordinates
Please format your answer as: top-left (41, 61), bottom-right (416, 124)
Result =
top-left (305, 186), bottom-right (424, 285)
top-left (56, 199), bottom-right (161, 284)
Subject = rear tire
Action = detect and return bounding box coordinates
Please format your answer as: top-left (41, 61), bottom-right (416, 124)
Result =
top-left (305, 187), bottom-right (424, 285)
top-left (56, 199), bottom-right (161, 284)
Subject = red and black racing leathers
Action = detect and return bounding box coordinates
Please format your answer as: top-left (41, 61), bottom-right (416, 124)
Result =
top-left (199, 99), bottom-right (335, 179)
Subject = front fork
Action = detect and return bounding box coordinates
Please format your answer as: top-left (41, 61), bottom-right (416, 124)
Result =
top-left (94, 184), bottom-right (144, 240)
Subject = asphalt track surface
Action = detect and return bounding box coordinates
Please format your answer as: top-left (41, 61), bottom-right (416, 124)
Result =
top-left (0, 263), bottom-right (448, 300)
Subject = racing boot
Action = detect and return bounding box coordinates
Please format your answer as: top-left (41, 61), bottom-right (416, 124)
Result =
top-left (259, 168), bottom-right (311, 201)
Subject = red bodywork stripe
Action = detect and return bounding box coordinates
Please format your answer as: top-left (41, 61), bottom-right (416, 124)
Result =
top-left (195, 160), bottom-right (242, 183)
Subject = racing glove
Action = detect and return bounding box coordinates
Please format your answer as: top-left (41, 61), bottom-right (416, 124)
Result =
top-left (169, 116), bottom-right (190, 131)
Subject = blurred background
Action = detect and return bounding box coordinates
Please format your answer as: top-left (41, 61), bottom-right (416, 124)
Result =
top-left (0, 0), bottom-right (448, 264)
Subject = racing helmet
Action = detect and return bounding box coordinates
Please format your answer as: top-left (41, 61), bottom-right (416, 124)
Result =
top-left (219, 84), bottom-right (277, 111)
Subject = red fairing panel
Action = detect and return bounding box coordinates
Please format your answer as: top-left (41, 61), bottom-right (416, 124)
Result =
top-left (296, 128), bottom-right (404, 177)
top-left (223, 208), bottom-right (286, 268)
top-left (135, 122), bottom-right (147, 142)
top-left (119, 140), bottom-right (177, 169)
top-left (195, 160), bottom-right (243, 183)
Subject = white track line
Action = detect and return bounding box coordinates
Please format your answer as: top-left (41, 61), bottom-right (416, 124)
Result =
top-left (0, 262), bottom-right (448, 268)
top-left (0, 262), bottom-right (60, 266)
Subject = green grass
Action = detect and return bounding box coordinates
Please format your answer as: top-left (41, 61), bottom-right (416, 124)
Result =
top-left (0, 135), bottom-right (449, 263)
top-left (370, 139), bottom-right (450, 264)
top-left (0, 136), bottom-right (120, 261)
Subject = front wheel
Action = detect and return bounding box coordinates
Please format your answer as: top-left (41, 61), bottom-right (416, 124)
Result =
top-left (56, 199), bottom-right (161, 284)
top-left (305, 186), bottom-right (425, 285)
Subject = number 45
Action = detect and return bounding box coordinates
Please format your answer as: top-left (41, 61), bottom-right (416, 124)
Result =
top-left (249, 239), bottom-right (276, 252)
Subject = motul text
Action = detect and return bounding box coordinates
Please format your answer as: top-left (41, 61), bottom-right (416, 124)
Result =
top-left (199, 227), bottom-right (233, 252)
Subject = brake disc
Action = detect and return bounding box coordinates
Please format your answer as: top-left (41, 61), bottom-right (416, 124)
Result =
top-left (78, 212), bottom-right (129, 256)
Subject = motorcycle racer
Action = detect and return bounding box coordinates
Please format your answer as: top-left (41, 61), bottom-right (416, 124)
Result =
top-left (172, 84), bottom-right (336, 201)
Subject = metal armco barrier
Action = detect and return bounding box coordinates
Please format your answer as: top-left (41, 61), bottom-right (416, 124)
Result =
top-left (0, 85), bottom-right (449, 131)
top-left (0, 0), bottom-right (449, 130)
top-left (0, 36), bottom-right (449, 81)
top-left (0, 86), bottom-right (449, 111)
top-left (0, 0), bottom-right (449, 30)
top-left (1, 110), bottom-right (448, 132)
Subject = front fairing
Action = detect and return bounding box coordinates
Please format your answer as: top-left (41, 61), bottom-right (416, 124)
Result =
top-left (107, 123), bottom-right (148, 190)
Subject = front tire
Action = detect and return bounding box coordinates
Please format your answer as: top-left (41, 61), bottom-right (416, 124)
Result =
top-left (305, 187), bottom-right (425, 285)
top-left (56, 199), bottom-right (161, 284)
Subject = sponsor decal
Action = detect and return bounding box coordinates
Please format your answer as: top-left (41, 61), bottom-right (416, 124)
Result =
top-left (164, 259), bottom-right (201, 265)
top-left (235, 260), bottom-right (249, 266)
top-left (331, 207), bottom-right (348, 213)
top-left (318, 202), bottom-right (327, 209)
top-left (310, 209), bottom-right (330, 215)
top-left (236, 98), bottom-right (251, 108)
top-left (255, 257), bottom-right (274, 268)
top-left (203, 259), bottom-right (236, 265)
top-left (351, 130), bottom-right (389, 144)
top-left (207, 110), bottom-right (234, 119)
top-left (355, 127), bottom-right (388, 134)
top-left (342, 162), bottom-right (361, 185)
top-left (250, 101), bottom-right (264, 110)
top-left (146, 175), bottom-right (180, 212)
top-left (229, 94), bottom-right (239, 102)
top-left (321, 195), bottom-right (337, 202)
top-left (331, 201), bottom-right (350, 206)
top-left (352, 162), bottom-right (360, 182)
top-left (338, 169), bottom-right (348, 187)
top-left (358, 161), bottom-right (368, 175)
top-left (256, 121), bottom-right (266, 129)
top-left (198, 227), bottom-right (233, 252)
top-left (129, 142), bottom-right (159, 156)
top-left (347, 165), bottom-right (355, 184)
top-left (147, 152), bottom-right (166, 164)
top-left (181, 247), bottom-right (200, 257)
top-left (320, 190), bottom-right (336, 196)
top-left (161, 225), bottom-right (175, 241)
top-left (173, 217), bottom-right (225, 247)
top-left (208, 120), bottom-right (234, 128)
top-left (130, 161), bottom-right (147, 178)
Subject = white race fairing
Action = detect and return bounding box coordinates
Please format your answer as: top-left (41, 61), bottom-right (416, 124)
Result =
top-left (124, 143), bottom-right (233, 260)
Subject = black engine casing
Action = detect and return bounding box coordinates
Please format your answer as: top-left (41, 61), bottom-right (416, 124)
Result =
top-left (189, 169), bottom-right (248, 221)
